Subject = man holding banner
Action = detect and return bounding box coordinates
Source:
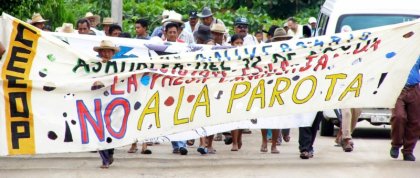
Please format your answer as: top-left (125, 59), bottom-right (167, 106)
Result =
top-left (93, 40), bottom-right (120, 168)
top-left (390, 57), bottom-right (420, 162)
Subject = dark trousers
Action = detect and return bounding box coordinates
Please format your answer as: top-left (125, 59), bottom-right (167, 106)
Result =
top-left (299, 112), bottom-right (323, 152)
top-left (282, 129), bottom-right (290, 136)
top-left (391, 85), bottom-right (420, 154)
top-left (99, 149), bottom-right (114, 165)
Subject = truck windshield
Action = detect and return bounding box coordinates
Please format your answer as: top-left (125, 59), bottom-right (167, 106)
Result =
top-left (335, 14), bottom-right (419, 33)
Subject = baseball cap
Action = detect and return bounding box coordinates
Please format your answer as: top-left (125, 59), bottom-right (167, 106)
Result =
top-left (308, 17), bottom-right (317, 24)
top-left (189, 11), bottom-right (198, 19)
top-left (234, 17), bottom-right (248, 25)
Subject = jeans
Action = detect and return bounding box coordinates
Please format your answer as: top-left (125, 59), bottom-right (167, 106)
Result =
top-left (171, 141), bottom-right (187, 150)
top-left (99, 149), bottom-right (114, 165)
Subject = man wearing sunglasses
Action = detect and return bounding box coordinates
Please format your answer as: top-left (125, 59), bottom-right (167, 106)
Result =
top-left (233, 17), bottom-right (259, 46)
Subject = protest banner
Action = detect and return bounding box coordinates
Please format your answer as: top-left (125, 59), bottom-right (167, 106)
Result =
top-left (0, 13), bottom-right (419, 155)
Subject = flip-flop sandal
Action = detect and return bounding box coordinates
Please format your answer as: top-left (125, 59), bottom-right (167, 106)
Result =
top-left (127, 148), bottom-right (138, 153)
top-left (342, 139), bottom-right (354, 152)
top-left (271, 147), bottom-right (279, 154)
top-left (231, 148), bottom-right (239, 151)
top-left (300, 151), bottom-right (310, 159)
top-left (100, 164), bottom-right (110, 169)
top-left (283, 135), bottom-right (290, 142)
top-left (207, 148), bottom-right (216, 154)
top-left (260, 145), bottom-right (268, 152)
top-left (141, 149), bottom-right (152, 154)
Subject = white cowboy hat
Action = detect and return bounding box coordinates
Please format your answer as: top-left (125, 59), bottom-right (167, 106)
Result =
top-left (85, 12), bottom-right (101, 26)
top-left (93, 40), bottom-right (120, 52)
top-left (162, 10), bottom-right (170, 18)
top-left (56, 23), bottom-right (75, 33)
top-left (162, 11), bottom-right (184, 24)
top-left (31, 13), bottom-right (48, 24)
top-left (210, 23), bottom-right (226, 34)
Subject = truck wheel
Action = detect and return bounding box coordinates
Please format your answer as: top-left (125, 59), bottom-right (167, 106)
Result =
top-left (320, 118), bottom-right (334, 136)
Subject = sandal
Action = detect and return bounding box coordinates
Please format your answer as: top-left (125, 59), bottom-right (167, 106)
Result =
top-left (207, 147), bottom-right (216, 154)
top-left (100, 164), bottom-right (110, 169)
top-left (231, 145), bottom-right (239, 151)
top-left (260, 144), bottom-right (268, 152)
top-left (141, 149), bottom-right (152, 154)
top-left (283, 135), bottom-right (290, 142)
top-left (342, 138), bottom-right (354, 152)
top-left (271, 147), bottom-right (279, 154)
top-left (127, 147), bottom-right (138, 153)
top-left (300, 151), bottom-right (311, 159)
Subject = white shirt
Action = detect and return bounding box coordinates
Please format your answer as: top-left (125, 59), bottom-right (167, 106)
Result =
top-left (243, 34), bottom-right (259, 46)
top-left (287, 24), bottom-right (303, 39)
top-left (91, 28), bottom-right (105, 36)
top-left (178, 30), bottom-right (195, 44)
top-left (184, 21), bottom-right (198, 34)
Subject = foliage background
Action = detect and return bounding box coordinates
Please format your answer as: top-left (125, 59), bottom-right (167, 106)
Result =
top-left (0, 0), bottom-right (322, 35)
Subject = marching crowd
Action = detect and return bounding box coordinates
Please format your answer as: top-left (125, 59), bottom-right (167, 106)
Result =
top-left (1, 6), bottom-right (419, 169)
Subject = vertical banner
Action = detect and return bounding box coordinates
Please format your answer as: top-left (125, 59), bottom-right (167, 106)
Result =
top-left (2, 20), bottom-right (40, 154)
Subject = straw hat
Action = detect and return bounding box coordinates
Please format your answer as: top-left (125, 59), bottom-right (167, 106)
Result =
top-left (102, 17), bottom-right (115, 25)
top-left (93, 40), bottom-right (120, 52)
top-left (162, 10), bottom-right (170, 18)
top-left (57, 23), bottom-right (75, 33)
top-left (85, 12), bottom-right (101, 26)
top-left (210, 23), bottom-right (226, 34)
top-left (162, 11), bottom-right (184, 24)
top-left (31, 13), bottom-right (48, 24)
top-left (272, 28), bottom-right (293, 41)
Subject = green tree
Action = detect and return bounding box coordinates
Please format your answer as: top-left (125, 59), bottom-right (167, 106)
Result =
top-left (1, 0), bottom-right (321, 34)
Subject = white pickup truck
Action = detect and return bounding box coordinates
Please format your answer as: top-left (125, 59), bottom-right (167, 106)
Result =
top-left (316, 0), bottom-right (420, 136)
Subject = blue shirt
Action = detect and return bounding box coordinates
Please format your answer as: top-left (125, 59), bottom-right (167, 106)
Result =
top-left (406, 56), bottom-right (420, 86)
top-left (151, 26), bottom-right (163, 38)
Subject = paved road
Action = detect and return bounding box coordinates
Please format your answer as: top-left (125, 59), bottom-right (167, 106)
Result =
top-left (1, 124), bottom-right (419, 178)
